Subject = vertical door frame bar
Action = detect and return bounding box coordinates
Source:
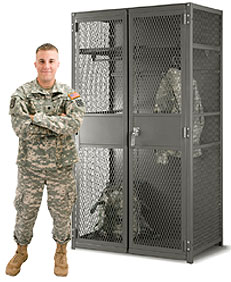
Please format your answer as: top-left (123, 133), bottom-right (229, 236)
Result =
top-left (184, 3), bottom-right (194, 263)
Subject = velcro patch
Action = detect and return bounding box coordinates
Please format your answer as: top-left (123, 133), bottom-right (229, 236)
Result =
top-left (68, 92), bottom-right (80, 100)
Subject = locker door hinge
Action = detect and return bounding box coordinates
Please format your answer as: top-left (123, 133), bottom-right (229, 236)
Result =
top-left (75, 22), bottom-right (79, 33)
top-left (182, 12), bottom-right (191, 25)
top-left (183, 127), bottom-right (190, 139)
top-left (183, 240), bottom-right (192, 252)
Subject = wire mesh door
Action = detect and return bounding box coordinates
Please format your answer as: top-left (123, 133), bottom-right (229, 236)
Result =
top-left (72, 10), bottom-right (128, 252)
top-left (128, 6), bottom-right (186, 258)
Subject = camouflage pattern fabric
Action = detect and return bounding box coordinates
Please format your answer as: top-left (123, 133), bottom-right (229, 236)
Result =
top-left (9, 79), bottom-right (85, 169)
top-left (90, 182), bottom-right (153, 240)
top-left (90, 183), bottom-right (123, 240)
top-left (14, 166), bottom-right (77, 245)
top-left (154, 68), bottom-right (205, 164)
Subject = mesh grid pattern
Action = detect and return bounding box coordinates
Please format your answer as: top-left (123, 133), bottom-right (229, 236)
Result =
top-left (193, 9), bottom-right (221, 46)
top-left (132, 149), bottom-right (182, 250)
top-left (193, 145), bottom-right (222, 250)
top-left (133, 15), bottom-right (182, 113)
top-left (193, 8), bottom-right (222, 251)
top-left (77, 147), bottom-right (124, 243)
top-left (194, 72), bottom-right (220, 113)
top-left (199, 115), bottom-right (220, 145)
top-left (77, 20), bottom-right (123, 114)
top-left (193, 49), bottom-right (220, 70)
top-left (193, 49), bottom-right (221, 113)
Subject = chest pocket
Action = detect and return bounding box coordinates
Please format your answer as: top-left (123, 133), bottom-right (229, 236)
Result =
top-left (51, 96), bottom-right (65, 115)
top-left (27, 93), bottom-right (65, 115)
top-left (27, 94), bottom-right (44, 114)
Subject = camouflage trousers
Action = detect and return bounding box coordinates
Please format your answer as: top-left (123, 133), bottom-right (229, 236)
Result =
top-left (13, 165), bottom-right (77, 245)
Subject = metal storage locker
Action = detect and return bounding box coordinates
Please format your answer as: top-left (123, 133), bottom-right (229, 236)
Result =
top-left (71, 3), bottom-right (223, 263)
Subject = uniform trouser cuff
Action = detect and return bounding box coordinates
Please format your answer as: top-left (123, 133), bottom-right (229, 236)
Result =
top-left (13, 233), bottom-right (32, 245)
top-left (53, 234), bottom-right (71, 245)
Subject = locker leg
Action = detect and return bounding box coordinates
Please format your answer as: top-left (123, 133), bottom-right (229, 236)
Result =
top-left (216, 241), bottom-right (223, 247)
top-left (186, 258), bottom-right (194, 264)
top-left (71, 228), bottom-right (77, 249)
top-left (186, 251), bottom-right (194, 264)
top-left (71, 237), bottom-right (76, 249)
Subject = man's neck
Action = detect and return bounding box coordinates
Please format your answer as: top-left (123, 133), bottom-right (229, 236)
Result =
top-left (37, 78), bottom-right (55, 90)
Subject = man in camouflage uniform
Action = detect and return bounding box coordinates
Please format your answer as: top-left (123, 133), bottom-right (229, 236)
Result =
top-left (6, 43), bottom-right (85, 277)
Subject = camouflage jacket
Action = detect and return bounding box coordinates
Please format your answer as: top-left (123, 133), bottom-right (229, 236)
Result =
top-left (9, 79), bottom-right (85, 169)
top-left (154, 68), bottom-right (205, 164)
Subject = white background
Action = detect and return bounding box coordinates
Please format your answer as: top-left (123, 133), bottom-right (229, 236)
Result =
top-left (0, 0), bottom-right (230, 281)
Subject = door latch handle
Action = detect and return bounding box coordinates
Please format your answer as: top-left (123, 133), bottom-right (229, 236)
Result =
top-left (131, 127), bottom-right (141, 147)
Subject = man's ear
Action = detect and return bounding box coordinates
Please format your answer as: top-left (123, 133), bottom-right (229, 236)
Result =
top-left (34, 61), bottom-right (37, 68)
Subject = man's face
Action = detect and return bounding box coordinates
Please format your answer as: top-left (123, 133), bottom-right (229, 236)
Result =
top-left (34, 50), bottom-right (60, 84)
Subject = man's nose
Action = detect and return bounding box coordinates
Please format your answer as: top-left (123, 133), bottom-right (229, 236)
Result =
top-left (43, 62), bottom-right (50, 69)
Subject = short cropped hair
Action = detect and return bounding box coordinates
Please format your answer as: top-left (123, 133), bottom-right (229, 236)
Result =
top-left (36, 43), bottom-right (58, 54)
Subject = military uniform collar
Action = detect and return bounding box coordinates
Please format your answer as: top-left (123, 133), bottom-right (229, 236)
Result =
top-left (31, 79), bottom-right (64, 94)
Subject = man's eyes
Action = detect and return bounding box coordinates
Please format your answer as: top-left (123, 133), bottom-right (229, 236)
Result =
top-left (39, 60), bottom-right (55, 63)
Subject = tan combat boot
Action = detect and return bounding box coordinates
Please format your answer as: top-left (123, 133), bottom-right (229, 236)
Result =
top-left (54, 243), bottom-right (68, 276)
top-left (6, 244), bottom-right (28, 276)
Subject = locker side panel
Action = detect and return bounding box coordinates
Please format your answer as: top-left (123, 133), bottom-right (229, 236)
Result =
top-left (192, 5), bottom-right (223, 256)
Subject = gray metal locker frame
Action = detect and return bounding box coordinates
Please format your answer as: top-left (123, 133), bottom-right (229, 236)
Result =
top-left (71, 3), bottom-right (223, 263)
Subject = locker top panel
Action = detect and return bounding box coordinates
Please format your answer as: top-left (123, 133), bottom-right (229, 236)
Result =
top-left (72, 3), bottom-right (222, 18)
top-left (72, 9), bottom-right (127, 21)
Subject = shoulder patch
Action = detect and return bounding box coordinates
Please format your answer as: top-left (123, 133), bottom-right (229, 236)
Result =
top-left (68, 92), bottom-right (80, 100)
